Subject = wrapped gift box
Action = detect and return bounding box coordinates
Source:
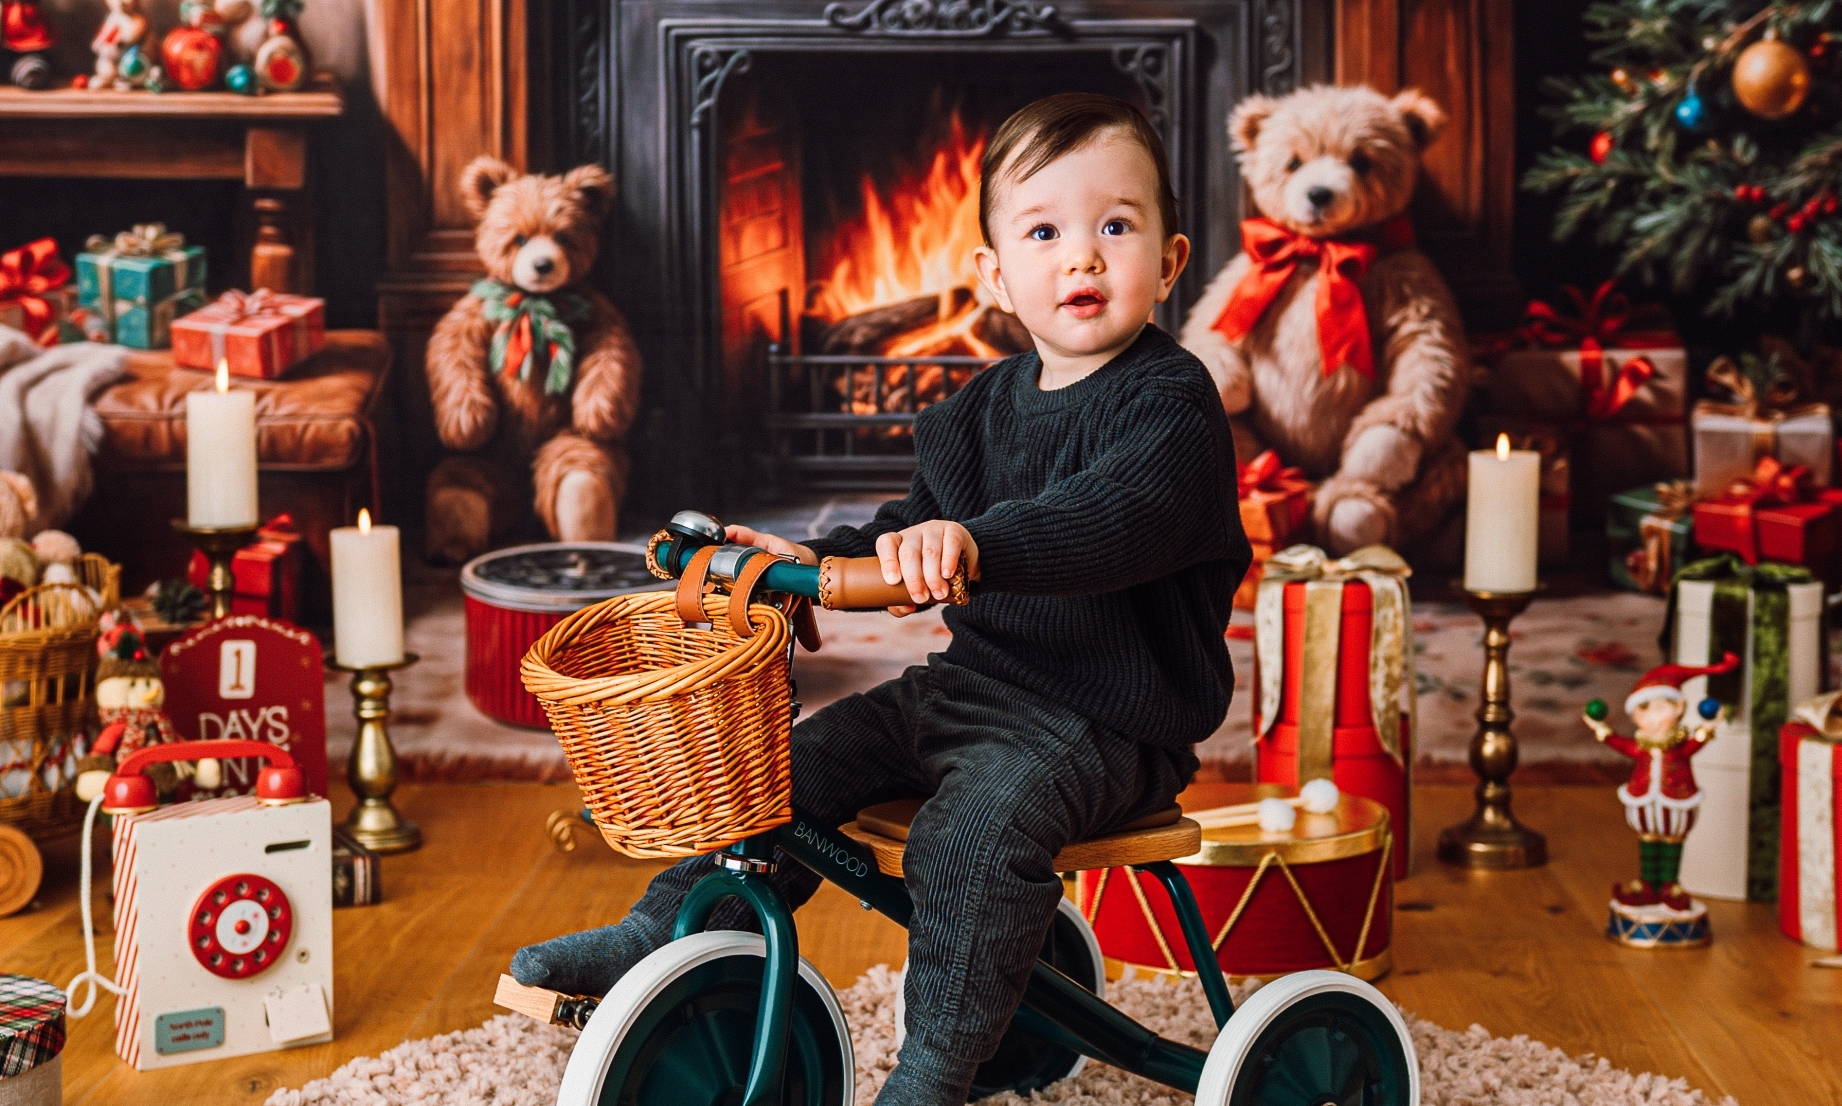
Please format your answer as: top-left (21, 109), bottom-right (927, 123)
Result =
top-left (1690, 458), bottom-right (1839, 587)
top-left (1233, 451), bottom-right (1310, 612)
top-left (1780, 700), bottom-right (1842, 949)
top-left (1692, 357), bottom-right (1833, 495)
top-left (1250, 545), bottom-right (1414, 877)
top-left (1670, 557), bottom-right (1825, 901)
top-left (172, 290), bottom-right (325, 379)
top-left (1608, 483), bottom-right (1695, 595)
top-left (75, 225), bottom-right (206, 349)
top-left (185, 515), bottom-right (303, 622)
top-left (0, 238), bottom-right (76, 346)
top-left (0, 973), bottom-right (66, 1105)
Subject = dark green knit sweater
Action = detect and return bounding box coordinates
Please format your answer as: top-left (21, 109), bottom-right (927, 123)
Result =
top-left (803, 325), bottom-right (1249, 748)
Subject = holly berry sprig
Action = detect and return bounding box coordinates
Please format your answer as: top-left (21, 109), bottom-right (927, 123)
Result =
top-left (1733, 182), bottom-right (1839, 234)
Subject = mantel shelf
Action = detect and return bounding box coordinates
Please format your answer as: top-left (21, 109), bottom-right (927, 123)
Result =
top-left (0, 73), bottom-right (342, 121)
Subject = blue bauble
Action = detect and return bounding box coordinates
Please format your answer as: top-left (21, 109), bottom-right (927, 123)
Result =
top-left (1676, 90), bottom-right (1707, 130)
top-left (1698, 697), bottom-right (1722, 720)
top-left (118, 45), bottom-right (148, 81)
top-left (225, 64), bottom-right (256, 95)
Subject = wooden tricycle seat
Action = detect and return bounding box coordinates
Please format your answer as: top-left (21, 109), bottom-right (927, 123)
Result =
top-left (840, 798), bottom-right (1202, 878)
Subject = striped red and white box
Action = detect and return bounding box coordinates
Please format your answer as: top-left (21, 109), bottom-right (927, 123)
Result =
top-left (1780, 718), bottom-right (1842, 950)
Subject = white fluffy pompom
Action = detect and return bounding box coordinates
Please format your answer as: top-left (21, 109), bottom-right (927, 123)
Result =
top-left (30, 530), bottom-right (81, 565)
top-left (1256, 797), bottom-right (1297, 833)
top-left (40, 562), bottom-right (76, 585)
top-left (1300, 777), bottom-right (1341, 813)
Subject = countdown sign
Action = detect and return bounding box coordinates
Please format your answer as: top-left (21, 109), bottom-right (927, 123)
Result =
top-left (160, 616), bottom-right (329, 799)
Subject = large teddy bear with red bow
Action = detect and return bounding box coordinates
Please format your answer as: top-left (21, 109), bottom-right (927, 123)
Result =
top-left (1179, 84), bottom-right (1470, 555)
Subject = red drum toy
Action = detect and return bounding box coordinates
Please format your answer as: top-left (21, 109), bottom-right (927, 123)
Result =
top-left (1076, 783), bottom-right (1393, 981)
top-left (461, 543), bottom-right (659, 728)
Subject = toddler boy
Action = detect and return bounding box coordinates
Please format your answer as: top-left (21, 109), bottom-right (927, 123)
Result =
top-left (513, 91), bottom-right (1248, 1103)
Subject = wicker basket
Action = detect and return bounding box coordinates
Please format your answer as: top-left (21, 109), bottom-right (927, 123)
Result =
top-left (520, 590), bottom-right (795, 858)
top-left (0, 554), bottom-right (121, 841)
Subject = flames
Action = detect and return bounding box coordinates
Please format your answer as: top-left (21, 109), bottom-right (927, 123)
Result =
top-left (808, 112), bottom-right (1004, 360)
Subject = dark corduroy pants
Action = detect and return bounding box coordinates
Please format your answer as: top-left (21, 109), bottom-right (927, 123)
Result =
top-left (620, 653), bottom-right (1197, 1101)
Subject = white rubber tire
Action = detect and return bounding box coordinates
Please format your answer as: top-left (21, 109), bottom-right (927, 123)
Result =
top-left (555, 930), bottom-right (854, 1106)
top-left (894, 897), bottom-right (1104, 1080)
top-left (1195, 970), bottom-right (1418, 1106)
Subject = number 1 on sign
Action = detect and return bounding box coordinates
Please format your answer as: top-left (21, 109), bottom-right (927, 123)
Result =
top-left (219, 640), bottom-right (257, 700)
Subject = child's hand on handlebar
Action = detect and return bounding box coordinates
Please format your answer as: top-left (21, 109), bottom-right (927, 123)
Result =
top-left (724, 525), bottom-right (817, 566)
top-left (876, 521), bottom-right (978, 617)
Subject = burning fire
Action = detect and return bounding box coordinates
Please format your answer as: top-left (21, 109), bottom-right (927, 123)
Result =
top-left (808, 111), bottom-right (1004, 362)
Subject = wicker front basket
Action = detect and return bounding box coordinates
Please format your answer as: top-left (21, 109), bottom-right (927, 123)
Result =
top-left (520, 590), bottom-right (794, 859)
top-left (0, 554), bottom-right (121, 841)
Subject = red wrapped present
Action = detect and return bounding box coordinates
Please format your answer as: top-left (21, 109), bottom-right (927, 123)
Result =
top-left (186, 514), bottom-right (303, 622)
top-left (1478, 282), bottom-right (1687, 515)
top-left (1232, 451), bottom-right (1311, 612)
top-left (0, 238), bottom-right (74, 347)
top-left (171, 289), bottom-right (324, 378)
top-left (1692, 456), bottom-right (1839, 582)
top-left (1251, 544), bottom-right (1414, 877)
top-left (1780, 695), bottom-right (1842, 950)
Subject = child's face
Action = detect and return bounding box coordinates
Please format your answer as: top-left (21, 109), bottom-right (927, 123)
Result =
top-left (974, 129), bottom-right (1190, 373)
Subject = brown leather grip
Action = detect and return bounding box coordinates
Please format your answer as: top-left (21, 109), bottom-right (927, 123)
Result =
top-left (816, 556), bottom-right (971, 611)
top-left (673, 545), bottom-right (719, 625)
top-left (726, 551), bottom-right (782, 639)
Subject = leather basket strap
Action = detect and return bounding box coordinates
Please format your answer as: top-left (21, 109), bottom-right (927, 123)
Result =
top-left (673, 545), bottom-right (720, 626)
top-left (726, 551), bottom-right (783, 639)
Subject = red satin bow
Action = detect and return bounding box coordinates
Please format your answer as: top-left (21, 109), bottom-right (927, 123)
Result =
top-left (1237, 449), bottom-right (1304, 496)
top-left (0, 238), bottom-right (70, 343)
top-left (1212, 217), bottom-right (1415, 379)
top-left (214, 288), bottom-right (283, 322)
top-left (1727, 455), bottom-right (1813, 507)
top-left (1519, 282), bottom-right (1656, 422)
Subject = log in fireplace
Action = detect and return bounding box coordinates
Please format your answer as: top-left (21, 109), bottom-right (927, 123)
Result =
top-left (548, 0), bottom-right (1327, 512)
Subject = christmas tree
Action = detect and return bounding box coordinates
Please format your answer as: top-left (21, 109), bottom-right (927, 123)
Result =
top-left (1525, 1), bottom-right (1842, 342)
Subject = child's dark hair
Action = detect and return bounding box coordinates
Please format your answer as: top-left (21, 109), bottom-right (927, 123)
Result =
top-left (978, 93), bottom-right (1179, 245)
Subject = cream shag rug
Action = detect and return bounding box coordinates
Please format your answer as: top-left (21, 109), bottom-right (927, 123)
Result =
top-left (266, 968), bottom-right (1735, 1106)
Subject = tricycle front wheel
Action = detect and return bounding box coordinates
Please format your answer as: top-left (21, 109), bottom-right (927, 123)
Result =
top-left (1196, 970), bottom-right (1418, 1106)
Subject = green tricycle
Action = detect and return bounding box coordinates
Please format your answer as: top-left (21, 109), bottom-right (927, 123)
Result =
top-left (503, 510), bottom-right (1418, 1106)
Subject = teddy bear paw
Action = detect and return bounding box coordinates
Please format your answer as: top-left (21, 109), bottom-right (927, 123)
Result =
top-left (1325, 497), bottom-right (1390, 554)
top-left (426, 486), bottom-right (492, 565)
top-left (553, 471), bottom-right (616, 542)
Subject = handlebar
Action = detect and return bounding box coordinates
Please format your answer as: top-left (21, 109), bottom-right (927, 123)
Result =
top-left (647, 511), bottom-right (971, 612)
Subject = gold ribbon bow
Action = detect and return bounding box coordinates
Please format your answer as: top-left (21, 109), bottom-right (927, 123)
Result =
top-left (86, 223), bottom-right (185, 258)
top-left (1254, 544), bottom-right (1415, 780)
top-left (1696, 356), bottom-right (1829, 422)
top-left (1652, 479), bottom-right (1697, 517)
top-left (214, 288), bottom-right (279, 321)
top-left (1792, 691), bottom-right (1842, 742)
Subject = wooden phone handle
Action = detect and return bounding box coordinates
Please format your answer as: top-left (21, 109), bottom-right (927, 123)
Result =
top-left (816, 556), bottom-right (972, 611)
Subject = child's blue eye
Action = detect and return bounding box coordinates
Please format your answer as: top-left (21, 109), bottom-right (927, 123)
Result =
top-left (1029, 225), bottom-right (1058, 242)
top-left (1102, 219), bottom-right (1129, 236)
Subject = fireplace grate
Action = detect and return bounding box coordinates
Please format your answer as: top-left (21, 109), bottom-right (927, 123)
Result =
top-left (763, 343), bottom-right (1002, 490)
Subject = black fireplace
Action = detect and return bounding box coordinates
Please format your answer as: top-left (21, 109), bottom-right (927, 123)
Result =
top-left (547, 0), bottom-right (1328, 514)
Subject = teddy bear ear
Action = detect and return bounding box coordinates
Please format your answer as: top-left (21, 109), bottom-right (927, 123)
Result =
top-left (459, 157), bottom-right (519, 221)
top-left (1228, 94), bottom-right (1279, 155)
top-left (563, 164), bottom-right (616, 222)
top-left (1390, 89), bottom-right (1447, 149)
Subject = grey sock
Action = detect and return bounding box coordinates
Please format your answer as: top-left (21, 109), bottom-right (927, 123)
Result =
top-left (509, 911), bottom-right (673, 997)
top-left (877, 1041), bottom-right (978, 1106)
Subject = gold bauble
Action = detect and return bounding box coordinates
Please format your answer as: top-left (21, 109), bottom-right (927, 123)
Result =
top-left (1750, 214), bottom-right (1776, 243)
top-left (1733, 39), bottom-right (1812, 120)
top-left (1787, 265), bottom-right (1811, 290)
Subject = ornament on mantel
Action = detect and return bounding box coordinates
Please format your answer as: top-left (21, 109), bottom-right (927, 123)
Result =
top-left (252, 0), bottom-right (309, 91)
top-left (159, 0), bottom-right (256, 91)
top-left (1733, 35), bottom-right (1811, 120)
top-left (1, 0), bottom-right (57, 88)
top-left (89, 0), bottom-right (151, 90)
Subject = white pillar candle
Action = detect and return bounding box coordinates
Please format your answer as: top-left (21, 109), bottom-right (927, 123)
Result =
top-left (186, 361), bottom-right (259, 527)
top-left (1463, 433), bottom-right (1540, 593)
top-left (331, 509), bottom-right (405, 667)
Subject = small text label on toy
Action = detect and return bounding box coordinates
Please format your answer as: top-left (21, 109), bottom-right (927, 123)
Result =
top-left (155, 1007), bottom-right (226, 1054)
top-left (220, 640), bottom-right (257, 699)
top-left (196, 705), bottom-right (291, 746)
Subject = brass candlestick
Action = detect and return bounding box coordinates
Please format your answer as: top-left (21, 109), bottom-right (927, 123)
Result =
top-left (1438, 587), bottom-right (1548, 869)
top-left (173, 520), bottom-right (260, 620)
top-left (333, 653), bottom-right (422, 854)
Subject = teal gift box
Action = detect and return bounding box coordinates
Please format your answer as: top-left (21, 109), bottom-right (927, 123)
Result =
top-left (1607, 483), bottom-right (1694, 595)
top-left (75, 225), bottom-right (206, 349)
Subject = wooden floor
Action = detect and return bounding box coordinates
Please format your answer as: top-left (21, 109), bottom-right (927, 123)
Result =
top-left (5, 782), bottom-right (1838, 1104)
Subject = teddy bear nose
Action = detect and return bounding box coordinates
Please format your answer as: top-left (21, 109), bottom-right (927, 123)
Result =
top-left (532, 257), bottom-right (555, 276)
top-left (1306, 186), bottom-right (1334, 209)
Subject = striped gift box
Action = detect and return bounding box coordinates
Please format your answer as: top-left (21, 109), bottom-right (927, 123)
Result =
top-left (1781, 700), bottom-right (1842, 950)
top-left (0, 974), bottom-right (66, 1078)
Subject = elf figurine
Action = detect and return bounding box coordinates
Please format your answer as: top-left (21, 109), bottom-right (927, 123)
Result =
top-left (1582, 652), bottom-right (1738, 948)
top-left (73, 613), bottom-right (218, 803)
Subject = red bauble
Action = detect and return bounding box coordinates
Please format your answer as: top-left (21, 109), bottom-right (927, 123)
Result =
top-left (1590, 131), bottom-right (1614, 164)
top-left (162, 27), bottom-right (223, 91)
